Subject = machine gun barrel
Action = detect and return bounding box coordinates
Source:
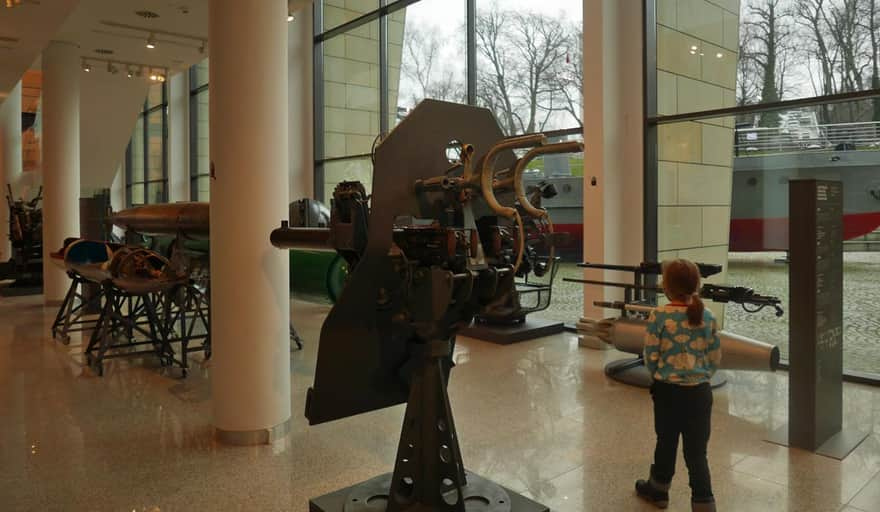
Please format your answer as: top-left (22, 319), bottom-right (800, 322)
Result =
top-left (269, 222), bottom-right (332, 250)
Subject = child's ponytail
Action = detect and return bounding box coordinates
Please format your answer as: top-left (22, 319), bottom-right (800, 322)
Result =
top-left (687, 293), bottom-right (704, 327)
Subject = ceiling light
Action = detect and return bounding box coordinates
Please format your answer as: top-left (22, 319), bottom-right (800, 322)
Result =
top-left (126, 67), bottom-right (134, 78)
top-left (82, 59), bottom-right (91, 72)
top-left (287, 12), bottom-right (294, 22)
top-left (146, 33), bottom-right (156, 49)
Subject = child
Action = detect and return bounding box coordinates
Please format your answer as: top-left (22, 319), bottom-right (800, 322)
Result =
top-left (635, 259), bottom-right (721, 512)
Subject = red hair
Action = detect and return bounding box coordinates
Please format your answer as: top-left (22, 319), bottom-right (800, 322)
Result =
top-left (662, 259), bottom-right (704, 326)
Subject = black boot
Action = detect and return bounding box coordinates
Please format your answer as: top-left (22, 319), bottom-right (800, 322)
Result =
top-left (691, 497), bottom-right (716, 512)
top-left (635, 477), bottom-right (670, 509)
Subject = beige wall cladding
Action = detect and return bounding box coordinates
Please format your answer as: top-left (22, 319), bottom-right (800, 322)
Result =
top-left (321, 7), bottom-right (406, 166)
top-left (677, 162), bottom-right (731, 205)
top-left (702, 206), bottom-right (731, 246)
top-left (658, 206), bottom-right (703, 251)
top-left (701, 43), bottom-right (736, 89)
top-left (658, 70), bottom-right (677, 115)
top-left (659, 161), bottom-right (678, 206)
top-left (658, 122), bottom-right (702, 163)
top-left (701, 123), bottom-right (734, 167)
top-left (677, 0), bottom-right (724, 47)
top-left (677, 76), bottom-right (723, 113)
top-left (658, 0), bottom-right (677, 27)
top-left (658, 26), bottom-right (702, 80)
top-left (722, 9), bottom-right (738, 51)
top-left (656, 0), bottom-right (740, 325)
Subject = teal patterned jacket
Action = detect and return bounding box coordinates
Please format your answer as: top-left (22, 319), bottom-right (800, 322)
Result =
top-left (643, 305), bottom-right (722, 385)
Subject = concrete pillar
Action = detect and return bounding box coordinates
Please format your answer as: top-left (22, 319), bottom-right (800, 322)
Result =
top-left (209, 0), bottom-right (291, 444)
top-left (288, 4), bottom-right (314, 201)
top-left (42, 41), bottom-right (81, 303)
top-left (0, 81), bottom-right (23, 262)
top-left (582, 0), bottom-right (644, 321)
top-left (168, 71), bottom-right (190, 203)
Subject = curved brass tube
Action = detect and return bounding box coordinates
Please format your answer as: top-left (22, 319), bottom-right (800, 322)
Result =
top-left (479, 134), bottom-right (546, 219)
top-left (513, 141), bottom-right (584, 218)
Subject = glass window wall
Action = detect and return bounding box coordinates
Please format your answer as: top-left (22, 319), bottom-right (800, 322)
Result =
top-left (649, 0), bottom-right (880, 380)
top-left (125, 82), bottom-right (168, 206)
top-left (190, 59), bottom-right (210, 201)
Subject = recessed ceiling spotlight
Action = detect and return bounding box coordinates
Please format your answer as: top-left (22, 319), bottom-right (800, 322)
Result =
top-left (126, 66), bottom-right (134, 78)
top-left (82, 59), bottom-right (91, 72)
top-left (287, 12), bottom-right (294, 22)
top-left (146, 33), bottom-right (157, 49)
top-left (135, 10), bottom-right (160, 19)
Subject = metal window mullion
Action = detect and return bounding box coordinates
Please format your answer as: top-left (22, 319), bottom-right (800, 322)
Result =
top-left (467, 0), bottom-right (476, 105)
top-left (125, 140), bottom-right (133, 207)
top-left (314, 1), bottom-right (325, 201)
top-left (643, 0), bottom-right (658, 268)
top-left (142, 112), bottom-right (150, 204)
top-left (162, 83), bottom-right (169, 203)
top-left (380, 0), bottom-right (389, 135)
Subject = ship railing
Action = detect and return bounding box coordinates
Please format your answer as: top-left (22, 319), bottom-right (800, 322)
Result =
top-left (735, 121), bottom-right (880, 156)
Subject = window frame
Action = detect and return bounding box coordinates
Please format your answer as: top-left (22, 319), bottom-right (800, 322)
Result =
top-left (125, 83), bottom-right (169, 207)
top-left (642, 0), bottom-right (880, 385)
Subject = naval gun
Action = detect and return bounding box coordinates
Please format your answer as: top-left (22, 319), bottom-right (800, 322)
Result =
top-left (269, 100), bottom-right (581, 511)
top-left (566, 261), bottom-right (783, 387)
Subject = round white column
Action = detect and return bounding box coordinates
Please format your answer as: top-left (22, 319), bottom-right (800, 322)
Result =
top-left (209, 0), bottom-right (291, 444)
top-left (288, 4), bottom-right (314, 201)
top-left (42, 41), bottom-right (81, 304)
top-left (0, 80), bottom-right (23, 262)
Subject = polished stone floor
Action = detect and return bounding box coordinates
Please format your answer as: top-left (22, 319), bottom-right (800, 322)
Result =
top-left (1, 294), bottom-right (879, 512)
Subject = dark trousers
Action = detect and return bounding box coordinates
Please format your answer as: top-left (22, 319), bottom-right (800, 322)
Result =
top-left (650, 381), bottom-right (714, 500)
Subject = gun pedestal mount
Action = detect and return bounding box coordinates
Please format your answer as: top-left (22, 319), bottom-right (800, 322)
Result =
top-left (310, 338), bottom-right (542, 512)
top-left (565, 261), bottom-right (783, 389)
top-left (273, 101), bottom-right (555, 512)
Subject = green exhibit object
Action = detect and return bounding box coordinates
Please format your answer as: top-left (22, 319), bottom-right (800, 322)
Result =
top-left (289, 249), bottom-right (348, 303)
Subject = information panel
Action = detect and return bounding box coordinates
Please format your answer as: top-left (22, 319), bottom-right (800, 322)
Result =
top-left (789, 179), bottom-right (843, 451)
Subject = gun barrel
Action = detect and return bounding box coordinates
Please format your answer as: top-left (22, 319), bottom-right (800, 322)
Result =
top-left (270, 224), bottom-right (332, 250)
top-left (606, 317), bottom-right (780, 372)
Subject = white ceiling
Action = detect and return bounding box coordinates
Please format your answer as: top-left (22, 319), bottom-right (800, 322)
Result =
top-left (56, 0), bottom-right (209, 77)
top-left (0, 0), bottom-right (209, 106)
top-left (0, 0), bottom-right (80, 102)
top-left (0, 1), bottom-right (310, 107)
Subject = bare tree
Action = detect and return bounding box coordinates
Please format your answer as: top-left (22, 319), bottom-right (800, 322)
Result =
top-left (737, 21), bottom-right (763, 108)
top-left (744, 0), bottom-right (795, 126)
top-left (549, 22), bottom-right (583, 127)
top-left (400, 24), bottom-right (466, 108)
top-left (476, 9), bottom-right (519, 134)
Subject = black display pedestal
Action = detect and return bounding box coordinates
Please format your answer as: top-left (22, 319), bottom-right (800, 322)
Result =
top-left (764, 180), bottom-right (868, 460)
top-left (460, 317), bottom-right (564, 345)
top-left (309, 472), bottom-right (548, 512)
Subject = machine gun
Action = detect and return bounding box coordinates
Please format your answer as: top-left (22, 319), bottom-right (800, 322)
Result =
top-left (270, 100), bottom-right (573, 511)
top-left (565, 261), bottom-right (783, 387)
